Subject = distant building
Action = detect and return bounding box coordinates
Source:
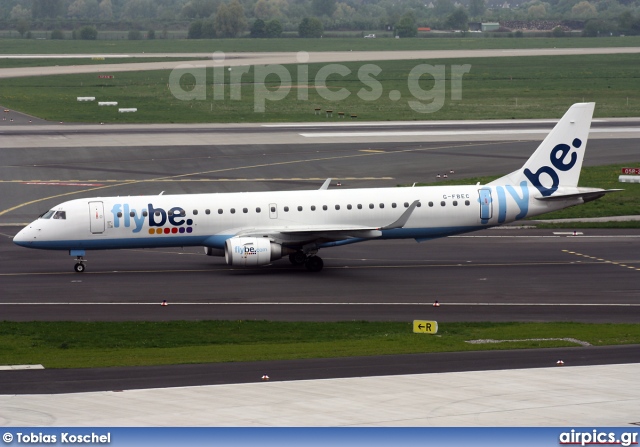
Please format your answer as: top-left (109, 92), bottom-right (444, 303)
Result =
top-left (481, 22), bottom-right (501, 31)
top-left (468, 22), bottom-right (501, 32)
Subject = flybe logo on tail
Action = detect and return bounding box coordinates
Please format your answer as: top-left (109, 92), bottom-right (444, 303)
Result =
top-left (111, 203), bottom-right (194, 234)
top-left (524, 138), bottom-right (582, 197)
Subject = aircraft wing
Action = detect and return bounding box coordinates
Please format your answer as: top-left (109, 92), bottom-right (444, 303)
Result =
top-left (228, 200), bottom-right (421, 245)
top-left (236, 226), bottom-right (382, 245)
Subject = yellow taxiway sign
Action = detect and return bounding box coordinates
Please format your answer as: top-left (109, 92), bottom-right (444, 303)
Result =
top-left (413, 320), bottom-right (438, 334)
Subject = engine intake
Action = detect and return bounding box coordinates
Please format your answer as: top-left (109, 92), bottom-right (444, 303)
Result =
top-left (224, 237), bottom-right (292, 266)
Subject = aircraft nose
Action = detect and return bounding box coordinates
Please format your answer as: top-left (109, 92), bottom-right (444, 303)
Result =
top-left (13, 225), bottom-right (37, 247)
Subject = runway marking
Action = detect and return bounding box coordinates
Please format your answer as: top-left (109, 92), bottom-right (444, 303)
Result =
top-left (452, 235), bottom-right (560, 238)
top-left (3, 177), bottom-right (393, 183)
top-left (23, 182), bottom-right (105, 186)
top-left (0, 364), bottom-right (44, 370)
top-left (0, 260), bottom-right (618, 277)
top-left (263, 120), bottom-right (562, 127)
top-left (302, 129), bottom-right (552, 138)
top-left (466, 338), bottom-right (592, 346)
top-left (300, 127), bottom-right (640, 138)
top-left (2, 302), bottom-right (640, 306)
top-left (460, 235), bottom-right (640, 239)
top-left (562, 250), bottom-right (638, 272)
top-left (1, 140), bottom-right (501, 217)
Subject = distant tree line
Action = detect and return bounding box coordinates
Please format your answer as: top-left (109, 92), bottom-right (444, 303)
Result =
top-left (3, 0), bottom-right (640, 37)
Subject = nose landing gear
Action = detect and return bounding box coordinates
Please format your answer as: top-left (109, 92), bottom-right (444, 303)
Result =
top-left (70, 250), bottom-right (87, 273)
top-left (74, 257), bottom-right (87, 273)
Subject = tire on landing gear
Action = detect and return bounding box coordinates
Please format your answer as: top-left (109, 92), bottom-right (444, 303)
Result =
top-left (289, 251), bottom-right (307, 266)
top-left (305, 255), bottom-right (324, 272)
top-left (74, 263), bottom-right (86, 273)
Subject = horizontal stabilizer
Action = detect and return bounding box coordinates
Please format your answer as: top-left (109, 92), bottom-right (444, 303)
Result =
top-left (534, 188), bottom-right (623, 203)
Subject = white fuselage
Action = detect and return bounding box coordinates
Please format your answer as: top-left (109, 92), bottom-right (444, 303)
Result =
top-left (12, 103), bottom-right (602, 273)
top-left (13, 183), bottom-right (576, 252)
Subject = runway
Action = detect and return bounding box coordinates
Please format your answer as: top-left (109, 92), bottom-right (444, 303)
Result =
top-left (2, 47), bottom-right (640, 79)
top-left (2, 119), bottom-right (640, 149)
top-left (1, 226), bottom-right (640, 322)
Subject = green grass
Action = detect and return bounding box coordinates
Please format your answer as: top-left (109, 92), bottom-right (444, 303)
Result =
top-left (1, 53), bottom-right (640, 123)
top-left (2, 36), bottom-right (640, 54)
top-left (1, 321), bottom-right (638, 368)
top-left (0, 57), bottom-right (203, 69)
top-left (409, 164), bottom-right (640, 225)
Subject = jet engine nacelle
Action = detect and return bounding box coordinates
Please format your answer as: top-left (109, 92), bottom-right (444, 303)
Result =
top-left (224, 237), bottom-right (292, 266)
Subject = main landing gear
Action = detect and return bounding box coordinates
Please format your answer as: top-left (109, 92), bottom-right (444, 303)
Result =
top-left (289, 250), bottom-right (324, 272)
top-left (305, 255), bottom-right (324, 272)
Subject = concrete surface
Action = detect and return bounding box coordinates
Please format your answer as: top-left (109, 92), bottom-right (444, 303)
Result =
top-left (2, 363), bottom-right (638, 426)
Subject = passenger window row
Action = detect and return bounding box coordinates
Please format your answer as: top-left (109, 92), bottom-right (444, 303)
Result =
top-left (115, 200), bottom-right (472, 218)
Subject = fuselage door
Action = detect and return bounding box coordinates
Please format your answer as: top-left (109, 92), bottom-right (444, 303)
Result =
top-left (269, 203), bottom-right (278, 219)
top-left (478, 189), bottom-right (492, 221)
top-left (89, 201), bottom-right (105, 234)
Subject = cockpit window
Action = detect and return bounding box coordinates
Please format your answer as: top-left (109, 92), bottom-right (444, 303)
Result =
top-left (41, 210), bottom-right (56, 219)
top-left (53, 211), bottom-right (66, 220)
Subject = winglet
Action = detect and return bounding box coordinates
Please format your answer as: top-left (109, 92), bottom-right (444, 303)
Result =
top-left (319, 178), bottom-right (332, 190)
top-left (379, 200), bottom-right (420, 230)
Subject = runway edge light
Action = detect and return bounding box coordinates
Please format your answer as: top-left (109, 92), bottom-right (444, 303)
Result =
top-left (413, 320), bottom-right (438, 334)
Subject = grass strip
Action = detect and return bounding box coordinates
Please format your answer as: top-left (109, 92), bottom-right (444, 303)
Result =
top-left (2, 36), bottom-right (640, 54)
top-left (1, 53), bottom-right (640, 123)
top-left (1, 321), bottom-right (639, 369)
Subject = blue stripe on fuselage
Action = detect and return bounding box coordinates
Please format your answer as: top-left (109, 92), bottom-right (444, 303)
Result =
top-left (16, 226), bottom-right (486, 251)
top-left (16, 235), bottom-right (215, 251)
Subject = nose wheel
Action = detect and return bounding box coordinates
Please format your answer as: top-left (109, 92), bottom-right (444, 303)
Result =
top-left (74, 257), bottom-right (87, 273)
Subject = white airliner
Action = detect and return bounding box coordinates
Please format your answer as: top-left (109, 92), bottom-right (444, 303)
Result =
top-left (14, 103), bottom-right (618, 273)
